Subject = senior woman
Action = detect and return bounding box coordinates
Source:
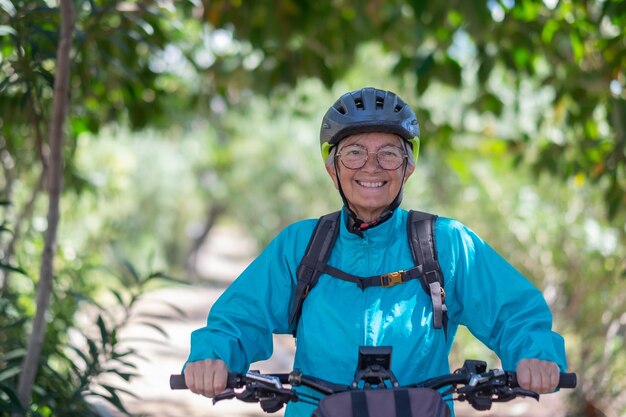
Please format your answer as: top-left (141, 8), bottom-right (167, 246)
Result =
top-left (183, 87), bottom-right (567, 417)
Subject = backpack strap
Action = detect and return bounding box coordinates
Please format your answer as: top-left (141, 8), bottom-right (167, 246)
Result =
top-left (407, 210), bottom-right (448, 336)
top-left (289, 211), bottom-right (341, 335)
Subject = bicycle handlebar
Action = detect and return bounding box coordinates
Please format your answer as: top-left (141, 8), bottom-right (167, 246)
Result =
top-left (169, 369), bottom-right (577, 391)
top-left (171, 365), bottom-right (576, 414)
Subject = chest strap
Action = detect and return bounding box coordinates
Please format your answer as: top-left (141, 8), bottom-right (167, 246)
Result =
top-left (299, 259), bottom-right (447, 325)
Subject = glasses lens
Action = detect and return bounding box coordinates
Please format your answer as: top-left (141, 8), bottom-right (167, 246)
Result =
top-left (377, 146), bottom-right (405, 170)
top-left (339, 145), bottom-right (368, 169)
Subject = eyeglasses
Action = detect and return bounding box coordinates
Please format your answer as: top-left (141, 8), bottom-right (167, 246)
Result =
top-left (336, 144), bottom-right (407, 170)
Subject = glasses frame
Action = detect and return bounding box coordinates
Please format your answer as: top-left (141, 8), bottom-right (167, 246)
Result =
top-left (335, 144), bottom-right (408, 171)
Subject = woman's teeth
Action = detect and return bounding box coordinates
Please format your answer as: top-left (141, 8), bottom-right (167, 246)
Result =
top-left (357, 181), bottom-right (384, 188)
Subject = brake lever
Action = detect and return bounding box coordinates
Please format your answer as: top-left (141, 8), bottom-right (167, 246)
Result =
top-left (509, 387), bottom-right (539, 401)
top-left (212, 389), bottom-right (236, 404)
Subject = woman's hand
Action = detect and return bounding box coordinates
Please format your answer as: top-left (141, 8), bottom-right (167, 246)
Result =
top-left (516, 358), bottom-right (559, 393)
top-left (183, 359), bottom-right (229, 397)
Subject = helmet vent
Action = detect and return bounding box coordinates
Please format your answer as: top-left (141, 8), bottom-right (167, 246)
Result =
top-left (376, 97), bottom-right (384, 109)
top-left (354, 98), bottom-right (364, 109)
top-left (394, 104), bottom-right (403, 112)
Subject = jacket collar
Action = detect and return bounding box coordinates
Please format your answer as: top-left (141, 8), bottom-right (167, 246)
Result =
top-left (339, 206), bottom-right (405, 246)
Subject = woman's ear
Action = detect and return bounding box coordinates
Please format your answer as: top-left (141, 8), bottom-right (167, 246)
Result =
top-left (403, 163), bottom-right (415, 184)
top-left (325, 163), bottom-right (339, 189)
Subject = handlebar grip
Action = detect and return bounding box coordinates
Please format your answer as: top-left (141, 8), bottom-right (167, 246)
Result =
top-left (510, 372), bottom-right (577, 389)
top-left (169, 373), bottom-right (243, 390)
top-left (170, 374), bottom-right (187, 390)
top-left (557, 373), bottom-right (577, 388)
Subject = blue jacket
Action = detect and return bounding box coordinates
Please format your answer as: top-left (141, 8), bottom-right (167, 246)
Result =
top-left (186, 208), bottom-right (567, 416)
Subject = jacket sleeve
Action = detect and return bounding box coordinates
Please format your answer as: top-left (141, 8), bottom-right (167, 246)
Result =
top-left (184, 222), bottom-right (312, 372)
top-left (441, 219), bottom-right (567, 372)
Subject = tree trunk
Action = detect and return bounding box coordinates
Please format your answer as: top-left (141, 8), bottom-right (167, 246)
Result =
top-left (185, 203), bottom-right (225, 274)
top-left (16, 0), bottom-right (74, 409)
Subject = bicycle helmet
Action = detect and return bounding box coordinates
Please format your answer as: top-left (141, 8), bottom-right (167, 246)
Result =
top-left (320, 87), bottom-right (420, 161)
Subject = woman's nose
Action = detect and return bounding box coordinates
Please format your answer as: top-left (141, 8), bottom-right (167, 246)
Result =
top-left (361, 152), bottom-right (382, 171)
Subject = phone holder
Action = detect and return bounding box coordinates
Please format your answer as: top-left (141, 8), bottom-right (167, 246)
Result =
top-left (352, 346), bottom-right (399, 388)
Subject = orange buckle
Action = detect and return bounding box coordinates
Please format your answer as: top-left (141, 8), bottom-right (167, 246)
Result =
top-left (380, 271), bottom-right (404, 288)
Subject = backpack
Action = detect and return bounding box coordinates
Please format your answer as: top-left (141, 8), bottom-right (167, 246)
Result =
top-left (288, 210), bottom-right (448, 338)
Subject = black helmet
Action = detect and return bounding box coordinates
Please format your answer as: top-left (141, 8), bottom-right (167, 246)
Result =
top-left (320, 87), bottom-right (420, 160)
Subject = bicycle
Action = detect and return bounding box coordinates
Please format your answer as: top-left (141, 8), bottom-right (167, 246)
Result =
top-left (170, 346), bottom-right (577, 417)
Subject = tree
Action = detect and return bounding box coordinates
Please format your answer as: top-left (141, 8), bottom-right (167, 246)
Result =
top-left (14, 0), bottom-right (73, 409)
top-left (193, 0), bottom-right (625, 220)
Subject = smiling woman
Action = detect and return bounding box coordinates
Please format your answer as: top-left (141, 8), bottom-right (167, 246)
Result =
top-left (182, 87), bottom-right (568, 417)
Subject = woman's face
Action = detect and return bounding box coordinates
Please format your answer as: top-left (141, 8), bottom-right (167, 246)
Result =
top-left (326, 132), bottom-right (414, 222)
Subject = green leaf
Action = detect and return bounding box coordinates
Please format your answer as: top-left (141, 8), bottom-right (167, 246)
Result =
top-left (160, 301), bottom-right (187, 318)
top-left (101, 383), bottom-right (140, 400)
top-left (0, 366), bottom-right (21, 383)
top-left (569, 31), bottom-right (584, 64)
top-left (136, 312), bottom-right (182, 321)
top-left (0, 25), bottom-right (16, 36)
top-left (106, 369), bottom-right (138, 382)
top-left (474, 92), bottom-right (504, 116)
top-left (121, 259), bottom-right (140, 284)
top-left (110, 289), bottom-right (126, 307)
top-left (144, 271), bottom-right (187, 285)
top-left (96, 314), bottom-right (109, 350)
top-left (0, 262), bottom-right (28, 277)
top-left (541, 19), bottom-right (560, 43)
top-left (0, 384), bottom-right (23, 413)
top-left (68, 345), bottom-right (89, 365)
top-left (0, 223), bottom-right (13, 234)
top-left (0, 0), bottom-right (16, 17)
top-left (111, 348), bottom-right (135, 359)
top-left (477, 55), bottom-right (494, 85)
top-left (1, 348), bottom-right (26, 361)
top-left (438, 56), bottom-right (462, 87)
top-left (88, 392), bottom-right (130, 415)
top-left (67, 291), bottom-right (104, 310)
top-left (86, 338), bottom-right (99, 362)
top-left (415, 53), bottom-right (435, 77)
top-left (135, 320), bottom-right (169, 338)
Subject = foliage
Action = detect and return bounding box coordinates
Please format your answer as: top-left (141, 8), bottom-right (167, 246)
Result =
top-left (196, 0), bottom-right (626, 220)
top-left (0, 250), bottom-right (182, 416)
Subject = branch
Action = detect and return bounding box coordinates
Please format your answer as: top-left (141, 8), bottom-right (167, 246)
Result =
top-left (0, 170), bottom-right (45, 297)
top-left (16, 0), bottom-right (74, 410)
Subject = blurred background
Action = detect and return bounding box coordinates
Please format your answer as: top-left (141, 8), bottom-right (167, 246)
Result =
top-left (1, 1), bottom-right (624, 416)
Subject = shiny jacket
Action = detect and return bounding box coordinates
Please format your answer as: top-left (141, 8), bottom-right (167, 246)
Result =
top-left (186, 208), bottom-right (567, 416)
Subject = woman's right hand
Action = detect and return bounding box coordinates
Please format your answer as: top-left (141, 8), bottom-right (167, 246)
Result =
top-left (183, 359), bottom-right (229, 397)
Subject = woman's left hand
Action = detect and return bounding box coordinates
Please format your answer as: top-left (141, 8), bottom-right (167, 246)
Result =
top-left (516, 358), bottom-right (560, 393)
